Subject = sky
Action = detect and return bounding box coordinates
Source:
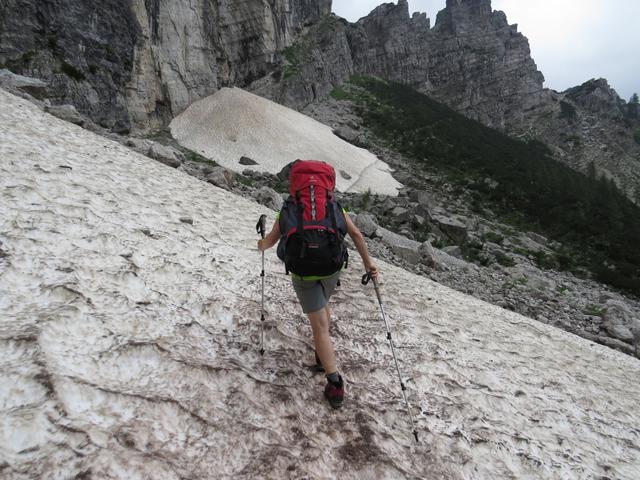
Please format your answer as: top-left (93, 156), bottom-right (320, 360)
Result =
top-left (332, 0), bottom-right (639, 100)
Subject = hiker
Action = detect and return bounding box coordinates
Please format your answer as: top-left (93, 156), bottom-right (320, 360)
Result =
top-left (257, 160), bottom-right (379, 409)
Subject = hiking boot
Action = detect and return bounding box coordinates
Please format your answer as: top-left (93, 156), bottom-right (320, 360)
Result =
top-left (314, 351), bottom-right (324, 373)
top-left (324, 375), bottom-right (344, 409)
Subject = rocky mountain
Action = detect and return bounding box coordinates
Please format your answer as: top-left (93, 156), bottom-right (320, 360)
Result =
top-left (3, 0), bottom-right (638, 200)
top-left (268, 0), bottom-right (640, 199)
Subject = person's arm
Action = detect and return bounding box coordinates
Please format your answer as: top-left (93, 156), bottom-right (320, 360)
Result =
top-left (257, 220), bottom-right (281, 251)
top-left (344, 213), bottom-right (379, 279)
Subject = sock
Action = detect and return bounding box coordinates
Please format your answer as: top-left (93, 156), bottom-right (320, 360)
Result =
top-left (326, 372), bottom-right (341, 385)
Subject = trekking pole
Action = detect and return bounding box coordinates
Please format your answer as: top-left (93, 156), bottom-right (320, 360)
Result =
top-left (362, 271), bottom-right (419, 443)
top-left (256, 215), bottom-right (267, 356)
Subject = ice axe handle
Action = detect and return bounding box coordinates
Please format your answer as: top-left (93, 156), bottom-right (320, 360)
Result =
top-left (256, 215), bottom-right (267, 239)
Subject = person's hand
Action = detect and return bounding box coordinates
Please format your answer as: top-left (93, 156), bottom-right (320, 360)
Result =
top-left (257, 239), bottom-right (265, 252)
top-left (365, 263), bottom-right (379, 280)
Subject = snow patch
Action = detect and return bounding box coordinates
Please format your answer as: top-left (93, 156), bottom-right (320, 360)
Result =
top-left (1, 88), bottom-right (640, 479)
top-left (170, 87), bottom-right (402, 196)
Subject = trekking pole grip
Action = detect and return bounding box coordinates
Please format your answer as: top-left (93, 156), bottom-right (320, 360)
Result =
top-left (361, 271), bottom-right (374, 285)
top-left (256, 214), bottom-right (266, 239)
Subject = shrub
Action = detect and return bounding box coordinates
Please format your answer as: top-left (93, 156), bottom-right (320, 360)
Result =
top-left (495, 252), bottom-right (515, 267)
top-left (330, 87), bottom-right (351, 101)
top-left (60, 61), bottom-right (86, 81)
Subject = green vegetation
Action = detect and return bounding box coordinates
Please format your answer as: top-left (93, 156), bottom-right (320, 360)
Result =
top-left (282, 45), bottom-right (301, 79)
top-left (482, 231), bottom-right (504, 244)
top-left (495, 252), bottom-right (516, 267)
top-left (1, 51), bottom-right (36, 71)
top-left (346, 76), bottom-right (640, 296)
top-left (330, 86), bottom-right (351, 101)
top-left (60, 60), bottom-right (86, 81)
top-left (181, 149), bottom-right (216, 166)
top-left (583, 305), bottom-right (607, 317)
top-left (282, 40), bottom-right (314, 79)
top-left (627, 93), bottom-right (639, 119)
top-left (361, 189), bottom-right (372, 210)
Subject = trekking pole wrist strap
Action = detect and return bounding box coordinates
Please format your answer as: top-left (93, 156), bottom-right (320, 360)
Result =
top-left (361, 271), bottom-right (375, 286)
top-left (256, 214), bottom-right (267, 239)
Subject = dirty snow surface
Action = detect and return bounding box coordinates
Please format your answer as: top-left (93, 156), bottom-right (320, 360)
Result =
top-left (1, 88), bottom-right (640, 479)
top-left (169, 87), bottom-right (402, 196)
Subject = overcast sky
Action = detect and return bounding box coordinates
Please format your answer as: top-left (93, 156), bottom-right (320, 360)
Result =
top-left (332, 0), bottom-right (639, 101)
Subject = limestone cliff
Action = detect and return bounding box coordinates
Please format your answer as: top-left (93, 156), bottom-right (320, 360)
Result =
top-left (0, 0), bottom-right (331, 132)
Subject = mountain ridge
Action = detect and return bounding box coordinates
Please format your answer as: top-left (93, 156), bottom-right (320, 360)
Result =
top-left (2, 0), bottom-right (637, 198)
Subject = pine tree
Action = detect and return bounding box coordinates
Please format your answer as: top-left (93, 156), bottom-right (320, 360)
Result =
top-left (629, 93), bottom-right (639, 119)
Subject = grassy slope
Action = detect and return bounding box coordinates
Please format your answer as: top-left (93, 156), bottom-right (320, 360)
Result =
top-left (338, 77), bottom-right (640, 295)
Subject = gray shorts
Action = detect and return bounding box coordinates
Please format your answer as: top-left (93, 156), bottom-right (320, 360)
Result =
top-left (292, 272), bottom-right (341, 314)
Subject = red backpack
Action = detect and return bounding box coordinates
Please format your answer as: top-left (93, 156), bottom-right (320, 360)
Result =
top-left (277, 160), bottom-right (348, 277)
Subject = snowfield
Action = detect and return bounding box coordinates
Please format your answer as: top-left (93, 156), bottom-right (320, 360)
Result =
top-left (169, 87), bottom-right (402, 196)
top-left (1, 88), bottom-right (640, 479)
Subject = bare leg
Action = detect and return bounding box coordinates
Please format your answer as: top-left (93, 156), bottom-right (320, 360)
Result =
top-left (308, 308), bottom-right (337, 375)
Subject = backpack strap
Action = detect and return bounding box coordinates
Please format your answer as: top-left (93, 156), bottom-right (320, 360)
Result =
top-left (327, 191), bottom-right (340, 242)
top-left (295, 191), bottom-right (307, 259)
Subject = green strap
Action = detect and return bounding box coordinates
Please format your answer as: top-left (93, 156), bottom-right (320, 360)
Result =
top-left (291, 270), bottom-right (342, 281)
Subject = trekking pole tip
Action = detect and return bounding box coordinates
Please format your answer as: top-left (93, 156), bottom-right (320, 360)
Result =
top-left (260, 348), bottom-right (265, 356)
top-left (413, 430), bottom-right (419, 443)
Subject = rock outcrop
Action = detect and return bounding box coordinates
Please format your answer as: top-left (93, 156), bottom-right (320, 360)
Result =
top-left (0, 0), bottom-right (331, 132)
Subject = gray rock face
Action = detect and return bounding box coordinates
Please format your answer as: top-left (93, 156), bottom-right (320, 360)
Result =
top-left (344, 0), bottom-right (546, 131)
top-left (0, 0), bottom-right (330, 132)
top-left (0, 0), bottom-right (140, 132)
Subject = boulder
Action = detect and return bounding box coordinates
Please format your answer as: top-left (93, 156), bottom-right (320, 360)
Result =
top-left (602, 299), bottom-right (637, 344)
top-left (411, 214), bottom-right (426, 227)
top-left (0, 69), bottom-right (48, 99)
top-left (206, 167), bottom-right (236, 189)
top-left (375, 226), bottom-right (421, 264)
top-left (333, 126), bottom-right (369, 148)
top-left (442, 246), bottom-right (463, 259)
top-left (353, 213), bottom-right (378, 238)
top-left (419, 241), bottom-right (439, 268)
top-left (125, 137), bottom-right (153, 152)
top-left (339, 170), bottom-right (352, 180)
top-left (408, 190), bottom-right (435, 210)
top-left (526, 231), bottom-right (548, 246)
top-left (148, 143), bottom-right (184, 168)
top-left (46, 104), bottom-right (87, 126)
top-left (239, 156), bottom-right (258, 166)
top-left (429, 213), bottom-right (468, 244)
top-left (633, 320), bottom-right (640, 357)
top-left (254, 186), bottom-right (283, 211)
top-left (390, 206), bottom-right (411, 222)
